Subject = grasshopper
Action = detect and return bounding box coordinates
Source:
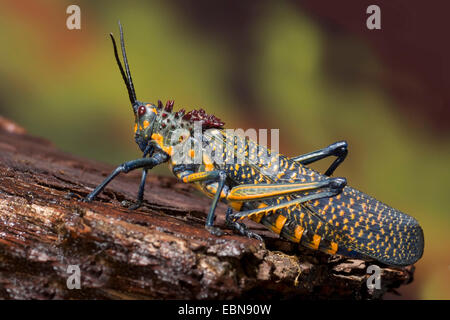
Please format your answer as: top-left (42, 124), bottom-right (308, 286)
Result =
top-left (85, 23), bottom-right (424, 266)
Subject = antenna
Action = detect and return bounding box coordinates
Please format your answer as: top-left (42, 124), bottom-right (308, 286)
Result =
top-left (109, 21), bottom-right (137, 108)
top-left (119, 21), bottom-right (137, 104)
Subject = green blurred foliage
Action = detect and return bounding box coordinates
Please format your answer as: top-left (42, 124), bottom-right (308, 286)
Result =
top-left (0, 0), bottom-right (448, 299)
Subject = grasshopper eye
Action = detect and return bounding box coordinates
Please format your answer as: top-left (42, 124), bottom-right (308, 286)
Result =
top-left (138, 105), bottom-right (146, 116)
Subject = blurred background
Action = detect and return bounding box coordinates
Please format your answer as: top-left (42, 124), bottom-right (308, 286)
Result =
top-left (0, 0), bottom-right (448, 299)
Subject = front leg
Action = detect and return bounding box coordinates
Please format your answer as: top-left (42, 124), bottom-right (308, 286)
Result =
top-left (122, 168), bottom-right (148, 210)
top-left (85, 152), bottom-right (168, 202)
top-left (122, 143), bottom-right (155, 210)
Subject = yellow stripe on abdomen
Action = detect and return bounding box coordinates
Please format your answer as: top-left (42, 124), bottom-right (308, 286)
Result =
top-left (311, 234), bottom-right (321, 250)
top-left (321, 241), bottom-right (339, 255)
top-left (270, 214), bottom-right (287, 234)
top-left (293, 225), bottom-right (304, 243)
top-left (302, 234), bottom-right (322, 250)
top-left (248, 203), bottom-right (268, 223)
top-left (329, 242), bottom-right (338, 254)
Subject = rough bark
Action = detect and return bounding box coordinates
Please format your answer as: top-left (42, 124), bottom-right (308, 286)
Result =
top-left (0, 116), bottom-right (414, 300)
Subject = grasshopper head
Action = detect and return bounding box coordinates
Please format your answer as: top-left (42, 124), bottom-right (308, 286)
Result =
top-left (133, 101), bottom-right (158, 152)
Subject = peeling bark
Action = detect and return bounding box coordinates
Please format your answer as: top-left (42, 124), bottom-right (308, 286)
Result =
top-left (0, 116), bottom-right (414, 299)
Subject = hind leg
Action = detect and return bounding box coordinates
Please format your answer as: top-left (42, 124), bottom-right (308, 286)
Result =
top-left (291, 141), bottom-right (348, 176)
top-left (225, 208), bottom-right (264, 241)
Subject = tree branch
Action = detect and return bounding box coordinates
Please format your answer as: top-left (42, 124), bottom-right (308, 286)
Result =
top-left (0, 116), bottom-right (414, 299)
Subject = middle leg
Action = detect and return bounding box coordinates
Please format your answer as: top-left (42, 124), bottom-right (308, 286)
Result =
top-left (173, 167), bottom-right (228, 236)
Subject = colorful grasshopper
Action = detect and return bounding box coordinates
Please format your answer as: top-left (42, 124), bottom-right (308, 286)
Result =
top-left (85, 23), bottom-right (424, 266)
